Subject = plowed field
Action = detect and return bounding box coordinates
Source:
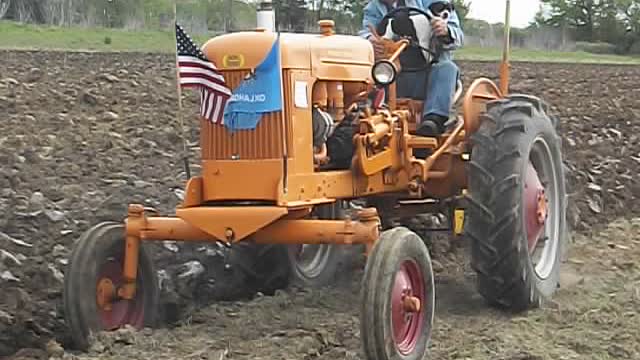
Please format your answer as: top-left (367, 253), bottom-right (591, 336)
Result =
top-left (1, 50), bottom-right (639, 360)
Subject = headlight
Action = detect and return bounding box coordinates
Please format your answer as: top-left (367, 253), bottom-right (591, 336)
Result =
top-left (371, 60), bottom-right (397, 86)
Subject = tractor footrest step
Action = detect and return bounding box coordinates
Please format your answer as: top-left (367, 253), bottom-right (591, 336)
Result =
top-left (398, 198), bottom-right (440, 205)
top-left (407, 136), bottom-right (438, 149)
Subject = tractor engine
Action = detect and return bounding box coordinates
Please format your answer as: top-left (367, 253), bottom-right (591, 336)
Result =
top-left (310, 79), bottom-right (366, 170)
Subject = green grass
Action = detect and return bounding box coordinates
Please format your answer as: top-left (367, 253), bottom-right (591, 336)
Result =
top-left (2, 20), bottom-right (640, 65)
top-left (457, 46), bottom-right (640, 64)
top-left (0, 20), bottom-right (212, 52)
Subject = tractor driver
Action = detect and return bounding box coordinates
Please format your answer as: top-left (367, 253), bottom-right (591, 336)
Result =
top-left (359, 0), bottom-right (464, 137)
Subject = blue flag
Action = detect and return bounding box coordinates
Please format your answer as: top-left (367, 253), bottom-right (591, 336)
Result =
top-left (223, 36), bottom-right (282, 130)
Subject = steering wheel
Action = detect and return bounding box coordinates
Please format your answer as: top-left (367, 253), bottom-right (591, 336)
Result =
top-left (377, 6), bottom-right (449, 67)
top-left (381, 6), bottom-right (436, 22)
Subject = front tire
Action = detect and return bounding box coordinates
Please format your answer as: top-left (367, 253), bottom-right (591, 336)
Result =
top-left (63, 222), bottom-right (159, 351)
top-left (360, 227), bottom-right (435, 360)
top-left (466, 94), bottom-right (567, 311)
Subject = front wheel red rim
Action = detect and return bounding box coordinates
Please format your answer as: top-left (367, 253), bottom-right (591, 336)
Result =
top-left (391, 259), bottom-right (426, 355)
top-left (96, 258), bottom-right (145, 330)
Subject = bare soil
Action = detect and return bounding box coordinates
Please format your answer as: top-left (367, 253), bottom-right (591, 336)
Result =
top-left (0, 50), bottom-right (639, 360)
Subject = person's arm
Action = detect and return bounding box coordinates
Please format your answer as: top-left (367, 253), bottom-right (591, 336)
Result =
top-left (358, 2), bottom-right (383, 39)
top-left (443, 7), bottom-right (464, 50)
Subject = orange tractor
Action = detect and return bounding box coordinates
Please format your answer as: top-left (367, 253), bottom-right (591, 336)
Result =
top-left (63, 1), bottom-right (567, 359)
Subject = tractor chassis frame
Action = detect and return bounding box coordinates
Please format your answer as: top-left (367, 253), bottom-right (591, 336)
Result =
top-left (114, 204), bottom-right (381, 301)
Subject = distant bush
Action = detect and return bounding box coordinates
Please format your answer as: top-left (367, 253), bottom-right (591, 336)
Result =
top-left (627, 41), bottom-right (640, 55)
top-left (575, 41), bottom-right (617, 55)
top-left (104, 36), bottom-right (112, 45)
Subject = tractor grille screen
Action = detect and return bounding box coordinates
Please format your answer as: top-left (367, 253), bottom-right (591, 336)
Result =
top-left (200, 70), bottom-right (292, 160)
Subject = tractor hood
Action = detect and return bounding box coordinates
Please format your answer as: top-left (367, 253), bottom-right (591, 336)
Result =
top-left (201, 30), bottom-right (375, 81)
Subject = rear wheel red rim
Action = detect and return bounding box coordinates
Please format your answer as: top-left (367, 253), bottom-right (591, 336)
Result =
top-left (96, 258), bottom-right (145, 330)
top-left (525, 136), bottom-right (561, 280)
top-left (391, 259), bottom-right (425, 355)
top-left (524, 161), bottom-right (546, 251)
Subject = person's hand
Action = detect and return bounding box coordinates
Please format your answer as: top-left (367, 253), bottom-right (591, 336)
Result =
top-left (369, 36), bottom-right (386, 60)
top-left (430, 17), bottom-right (449, 38)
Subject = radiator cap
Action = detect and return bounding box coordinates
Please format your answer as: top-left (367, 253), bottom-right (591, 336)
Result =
top-left (318, 20), bottom-right (335, 36)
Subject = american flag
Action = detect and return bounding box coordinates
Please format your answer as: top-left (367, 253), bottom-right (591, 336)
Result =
top-left (176, 23), bottom-right (231, 123)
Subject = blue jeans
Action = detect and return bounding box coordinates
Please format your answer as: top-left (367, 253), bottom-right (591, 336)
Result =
top-left (396, 59), bottom-right (459, 119)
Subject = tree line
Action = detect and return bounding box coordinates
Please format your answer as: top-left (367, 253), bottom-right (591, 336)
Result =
top-left (0, 0), bottom-right (469, 34)
top-left (533, 0), bottom-right (640, 54)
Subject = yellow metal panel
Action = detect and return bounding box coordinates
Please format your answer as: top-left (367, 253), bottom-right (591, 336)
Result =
top-left (284, 70), bottom-right (314, 175)
top-left (454, 209), bottom-right (465, 235)
top-left (285, 169), bottom-right (411, 202)
top-left (177, 206), bottom-right (288, 242)
top-left (180, 176), bottom-right (203, 208)
top-left (202, 160), bottom-right (283, 202)
top-left (201, 31), bottom-right (374, 79)
top-left (310, 34), bottom-right (374, 81)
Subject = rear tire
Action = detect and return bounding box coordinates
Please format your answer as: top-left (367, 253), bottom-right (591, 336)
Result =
top-left (360, 227), bottom-right (435, 360)
top-left (466, 94), bottom-right (567, 311)
top-left (63, 222), bottom-right (159, 351)
top-left (287, 202), bottom-right (355, 288)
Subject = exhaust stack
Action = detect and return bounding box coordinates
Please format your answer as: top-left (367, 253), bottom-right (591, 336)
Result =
top-left (499, 0), bottom-right (511, 95)
top-left (256, 1), bottom-right (276, 32)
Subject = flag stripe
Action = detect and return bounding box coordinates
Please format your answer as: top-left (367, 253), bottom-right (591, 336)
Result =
top-left (179, 77), bottom-right (232, 96)
top-left (205, 92), bottom-right (214, 120)
top-left (202, 90), bottom-right (210, 117)
top-left (179, 71), bottom-right (227, 87)
top-left (212, 95), bottom-right (223, 124)
top-left (178, 62), bottom-right (220, 75)
top-left (178, 56), bottom-right (219, 70)
top-left (178, 66), bottom-right (226, 82)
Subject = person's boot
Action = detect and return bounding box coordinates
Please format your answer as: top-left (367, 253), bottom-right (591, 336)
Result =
top-left (413, 114), bottom-right (448, 159)
top-left (416, 113), bottom-right (448, 137)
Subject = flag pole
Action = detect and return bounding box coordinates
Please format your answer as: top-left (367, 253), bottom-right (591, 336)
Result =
top-left (173, 1), bottom-right (192, 180)
top-left (276, 32), bottom-right (288, 195)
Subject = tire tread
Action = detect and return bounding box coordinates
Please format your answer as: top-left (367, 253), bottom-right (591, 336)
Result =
top-left (465, 95), bottom-right (567, 311)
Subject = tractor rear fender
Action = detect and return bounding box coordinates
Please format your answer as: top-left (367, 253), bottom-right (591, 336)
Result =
top-left (462, 78), bottom-right (503, 136)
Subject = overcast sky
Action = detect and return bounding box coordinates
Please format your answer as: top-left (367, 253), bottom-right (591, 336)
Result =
top-left (467, 0), bottom-right (541, 28)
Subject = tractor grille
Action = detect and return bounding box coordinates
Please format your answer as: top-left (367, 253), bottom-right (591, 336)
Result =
top-left (201, 70), bottom-right (292, 160)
